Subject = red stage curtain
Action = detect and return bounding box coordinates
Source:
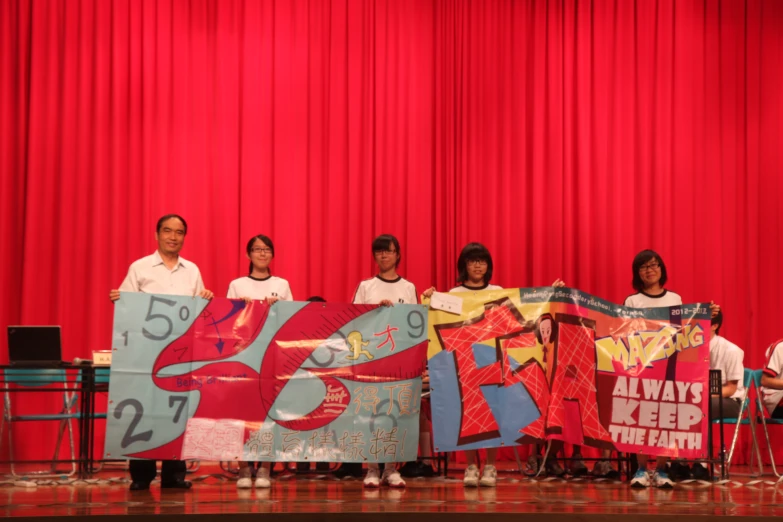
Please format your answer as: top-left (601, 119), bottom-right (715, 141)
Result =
top-left (2, 0), bottom-right (782, 463)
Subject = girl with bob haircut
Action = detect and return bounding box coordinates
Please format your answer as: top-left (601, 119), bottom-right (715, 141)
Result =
top-left (227, 234), bottom-right (293, 489)
top-left (423, 242), bottom-right (566, 487)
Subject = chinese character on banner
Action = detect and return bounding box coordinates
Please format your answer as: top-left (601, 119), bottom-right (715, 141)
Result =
top-left (309, 430), bottom-right (338, 460)
top-left (374, 325), bottom-right (400, 351)
top-left (339, 430), bottom-right (367, 461)
top-left (324, 384), bottom-right (349, 416)
top-left (281, 431), bottom-right (303, 459)
top-left (370, 427), bottom-right (403, 460)
top-left (353, 385), bottom-right (381, 414)
top-left (383, 382), bottom-right (415, 415)
top-left (246, 430), bottom-right (275, 459)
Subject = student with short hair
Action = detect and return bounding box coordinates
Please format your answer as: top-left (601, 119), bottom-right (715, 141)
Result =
top-left (622, 249), bottom-right (719, 488)
top-left (423, 242), bottom-right (567, 487)
top-left (353, 234), bottom-right (417, 488)
top-left (227, 234), bottom-right (293, 489)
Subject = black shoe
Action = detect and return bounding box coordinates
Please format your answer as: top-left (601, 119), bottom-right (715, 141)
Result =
top-left (570, 454), bottom-right (588, 477)
top-left (160, 480), bottom-right (192, 489)
top-left (691, 464), bottom-right (711, 481)
top-left (332, 468), bottom-right (351, 479)
top-left (333, 463), bottom-right (363, 478)
top-left (545, 459), bottom-right (566, 477)
top-left (399, 461), bottom-right (434, 478)
top-left (413, 461), bottom-right (435, 477)
top-left (296, 462), bottom-right (310, 473)
top-left (668, 461), bottom-right (691, 481)
top-left (129, 481), bottom-right (150, 491)
top-left (399, 462), bottom-right (418, 478)
top-left (315, 462), bottom-right (330, 472)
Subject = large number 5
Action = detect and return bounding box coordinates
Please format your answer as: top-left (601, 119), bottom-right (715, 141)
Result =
top-left (142, 296), bottom-right (177, 341)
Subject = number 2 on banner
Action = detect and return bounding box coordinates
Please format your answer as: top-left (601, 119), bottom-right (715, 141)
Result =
top-left (113, 399), bottom-right (153, 449)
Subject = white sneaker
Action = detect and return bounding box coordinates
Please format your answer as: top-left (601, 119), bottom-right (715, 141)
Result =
top-left (381, 468), bottom-right (406, 488)
top-left (237, 465), bottom-right (253, 489)
top-left (652, 469), bottom-right (674, 489)
top-left (630, 468), bottom-right (651, 488)
top-left (479, 465), bottom-right (497, 487)
top-left (255, 467), bottom-right (271, 488)
top-left (363, 467), bottom-right (380, 488)
top-left (463, 464), bottom-right (479, 487)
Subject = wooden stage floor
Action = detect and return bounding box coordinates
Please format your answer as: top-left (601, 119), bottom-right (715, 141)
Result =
top-left (2, 464), bottom-right (783, 521)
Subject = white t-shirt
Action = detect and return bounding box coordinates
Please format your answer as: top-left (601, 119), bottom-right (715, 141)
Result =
top-left (624, 289), bottom-right (683, 308)
top-left (448, 283), bottom-right (503, 293)
top-left (226, 275), bottom-right (293, 301)
top-left (352, 276), bottom-right (417, 305)
top-left (709, 335), bottom-right (745, 400)
top-left (119, 251), bottom-right (205, 296)
top-left (762, 341), bottom-right (783, 414)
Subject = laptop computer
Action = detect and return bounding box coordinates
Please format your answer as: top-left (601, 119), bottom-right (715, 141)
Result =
top-left (7, 326), bottom-right (65, 367)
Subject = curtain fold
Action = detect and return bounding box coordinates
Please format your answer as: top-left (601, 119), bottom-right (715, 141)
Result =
top-left (2, 0), bottom-right (782, 462)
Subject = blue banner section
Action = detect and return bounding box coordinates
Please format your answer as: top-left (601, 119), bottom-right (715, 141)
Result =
top-left (105, 293), bottom-right (428, 462)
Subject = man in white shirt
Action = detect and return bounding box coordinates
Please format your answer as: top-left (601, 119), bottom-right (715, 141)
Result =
top-left (110, 215), bottom-right (213, 301)
top-left (109, 214), bottom-right (213, 491)
top-left (761, 339), bottom-right (783, 419)
top-left (708, 311), bottom-right (745, 415)
top-left (692, 311), bottom-right (744, 480)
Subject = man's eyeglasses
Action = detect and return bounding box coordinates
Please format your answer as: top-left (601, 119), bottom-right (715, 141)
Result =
top-left (374, 249), bottom-right (398, 257)
top-left (467, 259), bottom-right (488, 267)
top-left (252, 247), bottom-right (273, 255)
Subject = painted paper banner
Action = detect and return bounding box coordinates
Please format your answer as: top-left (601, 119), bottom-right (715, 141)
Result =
top-left (428, 287), bottom-right (711, 459)
top-left (105, 293), bottom-right (428, 462)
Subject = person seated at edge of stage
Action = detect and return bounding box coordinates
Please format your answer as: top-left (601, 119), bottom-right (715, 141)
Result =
top-left (761, 337), bottom-right (783, 420)
top-left (690, 310), bottom-right (744, 480)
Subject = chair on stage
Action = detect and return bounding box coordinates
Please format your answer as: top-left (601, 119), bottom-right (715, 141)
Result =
top-left (0, 368), bottom-right (80, 479)
top-left (752, 369), bottom-right (783, 478)
top-left (711, 368), bottom-right (764, 477)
